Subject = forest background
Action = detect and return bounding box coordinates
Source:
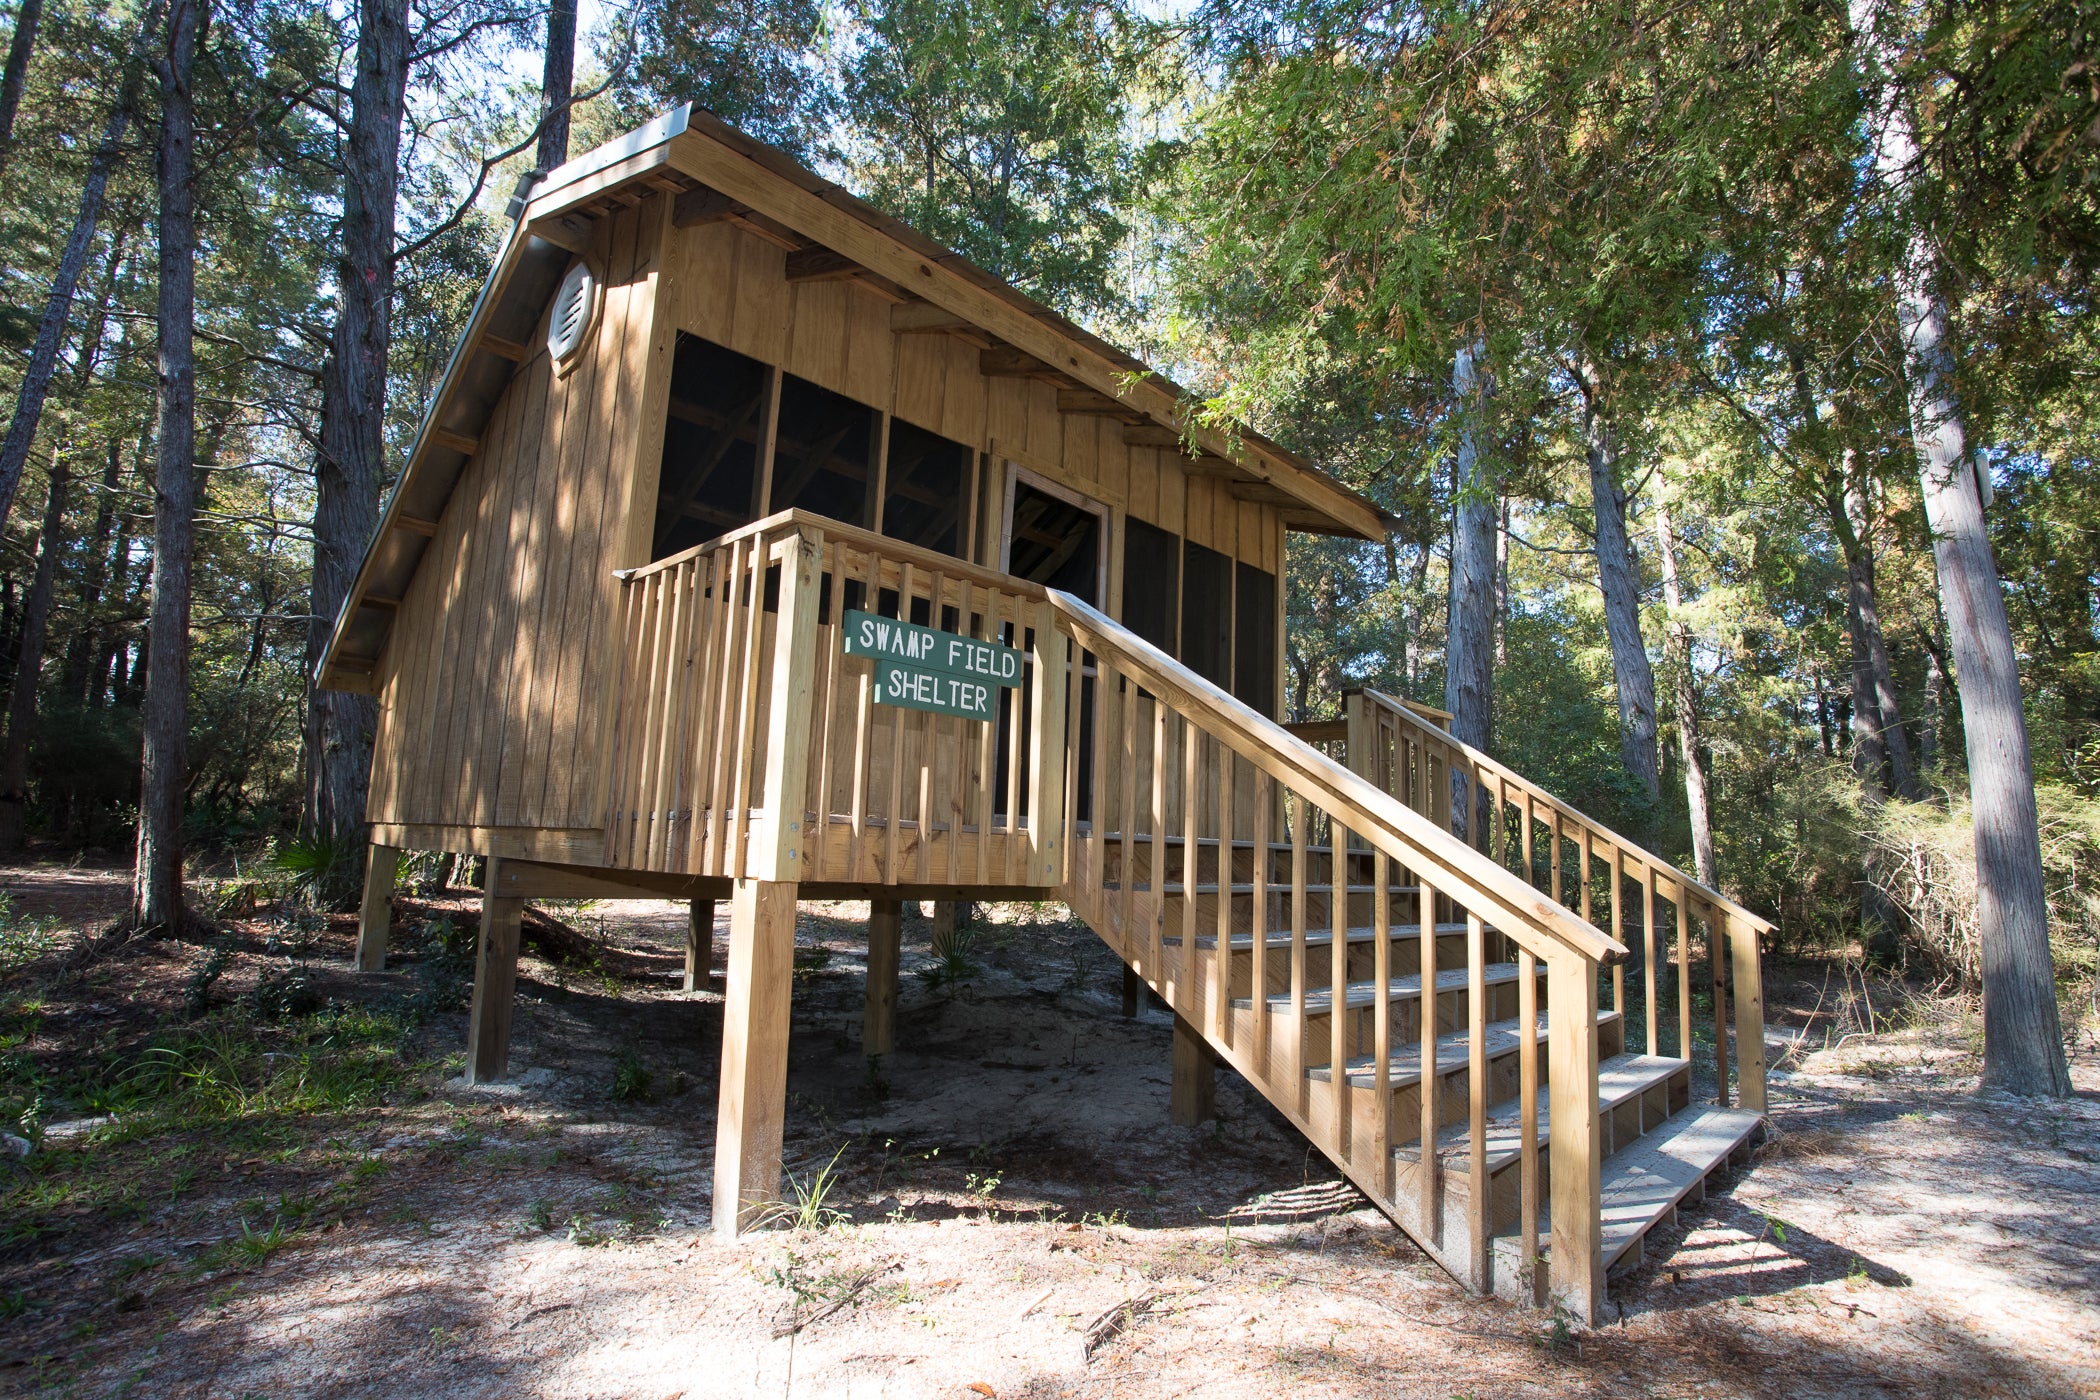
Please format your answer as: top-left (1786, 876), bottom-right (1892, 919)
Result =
top-left (0, 0), bottom-right (2092, 1076)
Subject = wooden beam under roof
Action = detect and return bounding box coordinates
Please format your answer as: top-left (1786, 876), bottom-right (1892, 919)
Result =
top-left (979, 346), bottom-right (1066, 381)
top-left (784, 246), bottom-right (861, 282)
top-left (673, 185), bottom-right (743, 227)
top-left (1055, 388), bottom-right (1145, 422)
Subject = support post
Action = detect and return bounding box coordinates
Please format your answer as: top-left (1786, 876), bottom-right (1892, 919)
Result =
top-left (714, 878), bottom-right (798, 1238)
top-left (465, 858), bottom-right (524, 1084)
top-left (1169, 1012), bottom-right (1217, 1126)
top-left (863, 898), bottom-right (902, 1055)
top-left (684, 898), bottom-right (715, 994)
top-left (756, 528), bottom-right (821, 882)
top-left (1121, 963), bottom-right (1139, 1018)
top-left (356, 844), bottom-right (401, 972)
top-left (1729, 914), bottom-right (1768, 1112)
top-left (1546, 953), bottom-right (1602, 1323)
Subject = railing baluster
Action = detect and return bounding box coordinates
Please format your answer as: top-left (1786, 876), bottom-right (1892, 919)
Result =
top-left (1150, 694), bottom-right (1168, 998)
top-left (1676, 890), bottom-right (1692, 1061)
top-left (1371, 848), bottom-right (1391, 1195)
top-left (1253, 768), bottom-right (1273, 1072)
top-left (1709, 906), bottom-right (1731, 1105)
top-left (1182, 713), bottom-right (1200, 1016)
top-left (1643, 866), bottom-right (1658, 1056)
top-left (1518, 942), bottom-right (1540, 1305)
top-left (1119, 674), bottom-right (1137, 957)
top-left (1418, 872), bottom-right (1440, 1241)
top-left (1330, 813), bottom-right (1351, 1161)
top-left (1609, 841), bottom-right (1624, 1019)
top-left (1290, 791), bottom-right (1308, 1114)
top-left (1213, 738), bottom-right (1232, 1047)
top-left (1467, 908), bottom-right (1488, 1290)
top-left (727, 537), bottom-right (767, 877)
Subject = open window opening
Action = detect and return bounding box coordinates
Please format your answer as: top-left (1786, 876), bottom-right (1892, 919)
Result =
top-left (1002, 475), bottom-right (1103, 606)
top-left (769, 372), bottom-right (878, 528)
top-left (652, 333), bottom-right (769, 559)
top-left (881, 419), bottom-right (972, 559)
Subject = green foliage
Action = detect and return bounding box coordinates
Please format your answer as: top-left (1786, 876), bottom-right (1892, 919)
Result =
top-left (610, 1046), bottom-right (653, 1102)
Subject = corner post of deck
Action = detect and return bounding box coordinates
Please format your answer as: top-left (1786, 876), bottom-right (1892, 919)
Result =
top-left (863, 898), bottom-right (902, 1056)
top-left (754, 525), bottom-right (823, 883)
top-left (1729, 913), bottom-right (1767, 1113)
top-left (1169, 1012), bottom-right (1216, 1126)
top-left (684, 898), bottom-right (716, 994)
top-left (1343, 691), bottom-right (1372, 785)
top-left (714, 877), bottom-right (799, 1238)
top-left (1026, 599), bottom-right (1069, 885)
top-left (1546, 951), bottom-right (1602, 1323)
top-left (356, 843), bottom-right (402, 972)
top-left (465, 856), bottom-right (525, 1084)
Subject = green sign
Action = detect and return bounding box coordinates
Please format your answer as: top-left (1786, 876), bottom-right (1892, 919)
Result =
top-left (843, 610), bottom-right (1024, 721)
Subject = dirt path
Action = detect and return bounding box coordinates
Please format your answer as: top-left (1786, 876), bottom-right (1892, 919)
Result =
top-left (2, 883), bottom-right (2095, 1398)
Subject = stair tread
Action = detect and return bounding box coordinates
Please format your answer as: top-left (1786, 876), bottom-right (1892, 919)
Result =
top-left (1307, 1010), bottom-right (1625, 1087)
top-left (1497, 1104), bottom-right (1763, 1269)
top-left (1229, 959), bottom-right (1543, 1011)
top-left (1168, 921), bottom-right (1475, 953)
top-left (1392, 1053), bottom-right (1689, 1170)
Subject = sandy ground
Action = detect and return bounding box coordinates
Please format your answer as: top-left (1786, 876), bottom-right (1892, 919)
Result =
top-left (2, 863), bottom-right (2097, 1398)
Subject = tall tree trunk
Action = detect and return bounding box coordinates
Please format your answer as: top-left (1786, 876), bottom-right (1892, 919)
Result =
top-left (536, 0), bottom-right (576, 172)
top-left (0, 449), bottom-right (68, 851)
top-left (304, 0), bottom-right (408, 884)
top-left (1854, 0), bottom-right (2070, 1095)
top-left (1580, 367), bottom-right (1661, 810)
top-left (132, 0), bottom-right (198, 934)
top-left (1842, 541), bottom-right (1907, 964)
top-left (0, 0), bottom-right (45, 177)
top-left (1494, 494), bottom-right (1509, 668)
top-left (62, 437), bottom-right (124, 703)
top-left (0, 0), bottom-right (160, 538)
top-left (1843, 477), bottom-right (1923, 800)
top-left (1444, 341), bottom-right (1494, 739)
top-left (1652, 496), bottom-right (1715, 888)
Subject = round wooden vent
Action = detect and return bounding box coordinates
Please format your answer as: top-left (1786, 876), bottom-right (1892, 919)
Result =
top-left (546, 260), bottom-right (599, 365)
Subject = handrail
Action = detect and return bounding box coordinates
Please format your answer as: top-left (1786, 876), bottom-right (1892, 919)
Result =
top-left (618, 508), bottom-right (1057, 601)
top-left (1359, 688), bottom-right (1773, 937)
top-left (1049, 591), bottom-right (1627, 968)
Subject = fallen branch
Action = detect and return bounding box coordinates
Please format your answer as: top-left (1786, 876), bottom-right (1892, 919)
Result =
top-left (773, 1261), bottom-right (900, 1339)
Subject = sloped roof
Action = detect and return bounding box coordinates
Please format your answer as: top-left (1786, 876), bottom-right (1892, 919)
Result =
top-left (318, 105), bottom-right (1385, 693)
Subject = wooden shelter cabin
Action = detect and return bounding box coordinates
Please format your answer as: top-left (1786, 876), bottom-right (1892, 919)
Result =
top-left (319, 107), bottom-right (1774, 1324)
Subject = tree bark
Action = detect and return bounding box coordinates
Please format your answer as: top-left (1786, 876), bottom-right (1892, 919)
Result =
top-left (1580, 368), bottom-right (1661, 810)
top-left (1854, 0), bottom-right (2070, 1095)
top-left (132, 0), bottom-right (198, 934)
top-left (1444, 342), bottom-right (1494, 743)
top-left (1652, 496), bottom-right (1715, 888)
top-left (1844, 478), bottom-right (1923, 800)
top-left (1445, 342), bottom-right (1495, 840)
top-left (305, 0), bottom-right (409, 882)
top-left (0, 0), bottom-right (44, 176)
top-left (62, 437), bottom-right (124, 704)
top-left (536, 0), bottom-right (576, 173)
top-left (0, 450), bottom-right (67, 851)
top-left (0, 0), bottom-right (160, 539)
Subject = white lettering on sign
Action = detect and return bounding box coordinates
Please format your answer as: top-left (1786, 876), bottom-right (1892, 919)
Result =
top-left (878, 664), bottom-right (993, 718)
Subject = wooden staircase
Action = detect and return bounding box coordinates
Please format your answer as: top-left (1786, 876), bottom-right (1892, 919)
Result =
top-left (1045, 596), bottom-right (1771, 1322)
top-left (593, 513), bottom-right (1772, 1321)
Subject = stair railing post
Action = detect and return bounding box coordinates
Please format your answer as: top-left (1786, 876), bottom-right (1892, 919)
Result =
top-left (1729, 911), bottom-right (1767, 1112)
top-left (1027, 599), bottom-right (1069, 885)
top-left (753, 525), bottom-right (822, 883)
top-left (1546, 949), bottom-right (1603, 1324)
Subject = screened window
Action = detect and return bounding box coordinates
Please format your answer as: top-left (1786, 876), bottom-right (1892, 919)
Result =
top-left (769, 373), bottom-right (877, 527)
top-left (882, 419), bottom-right (971, 557)
top-left (1121, 517), bottom-right (1179, 655)
top-left (1180, 541), bottom-right (1233, 687)
top-left (652, 333), bottom-right (769, 559)
top-left (1234, 561), bottom-right (1278, 718)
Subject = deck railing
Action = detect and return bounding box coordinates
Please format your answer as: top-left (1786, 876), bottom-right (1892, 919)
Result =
top-left (1344, 689), bottom-right (1769, 1113)
top-left (604, 512), bottom-right (1066, 886)
top-left (1045, 592), bottom-right (1627, 1319)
